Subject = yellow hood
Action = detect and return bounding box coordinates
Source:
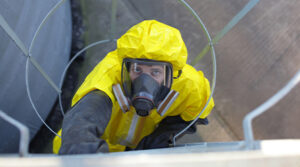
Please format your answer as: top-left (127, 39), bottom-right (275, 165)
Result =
top-left (117, 20), bottom-right (187, 72)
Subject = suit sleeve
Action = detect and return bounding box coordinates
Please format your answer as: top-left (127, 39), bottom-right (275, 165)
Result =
top-left (59, 90), bottom-right (112, 154)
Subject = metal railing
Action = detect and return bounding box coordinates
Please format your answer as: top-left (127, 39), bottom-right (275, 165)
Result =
top-left (173, 0), bottom-right (216, 146)
top-left (0, 110), bottom-right (30, 157)
top-left (243, 69), bottom-right (300, 149)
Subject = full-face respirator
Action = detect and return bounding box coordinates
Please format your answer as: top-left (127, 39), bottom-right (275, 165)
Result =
top-left (113, 58), bottom-right (179, 117)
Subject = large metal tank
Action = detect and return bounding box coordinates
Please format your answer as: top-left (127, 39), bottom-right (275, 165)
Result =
top-left (0, 0), bottom-right (71, 153)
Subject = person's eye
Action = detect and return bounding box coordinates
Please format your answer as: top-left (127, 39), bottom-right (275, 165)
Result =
top-left (134, 67), bottom-right (142, 73)
top-left (151, 70), bottom-right (162, 76)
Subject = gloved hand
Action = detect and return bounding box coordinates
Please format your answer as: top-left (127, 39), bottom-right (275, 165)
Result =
top-left (59, 90), bottom-right (112, 154)
top-left (131, 116), bottom-right (208, 150)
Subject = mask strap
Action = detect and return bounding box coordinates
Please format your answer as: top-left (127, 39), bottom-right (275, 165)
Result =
top-left (113, 84), bottom-right (130, 112)
top-left (163, 65), bottom-right (166, 86)
top-left (173, 70), bottom-right (182, 79)
top-left (157, 90), bottom-right (179, 116)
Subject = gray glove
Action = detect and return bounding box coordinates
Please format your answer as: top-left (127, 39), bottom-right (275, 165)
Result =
top-left (59, 90), bottom-right (112, 154)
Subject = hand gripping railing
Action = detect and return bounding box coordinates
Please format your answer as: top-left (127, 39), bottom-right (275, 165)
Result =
top-left (243, 69), bottom-right (300, 149)
top-left (0, 110), bottom-right (30, 157)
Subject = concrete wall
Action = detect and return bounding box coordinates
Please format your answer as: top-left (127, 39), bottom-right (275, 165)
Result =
top-left (0, 0), bottom-right (72, 153)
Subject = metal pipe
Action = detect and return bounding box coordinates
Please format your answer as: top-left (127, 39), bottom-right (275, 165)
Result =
top-left (28, 56), bottom-right (61, 93)
top-left (243, 69), bottom-right (300, 149)
top-left (27, 0), bottom-right (67, 94)
top-left (24, 0), bottom-right (66, 137)
top-left (191, 0), bottom-right (260, 65)
top-left (25, 58), bottom-right (61, 138)
top-left (29, 0), bottom-right (66, 54)
top-left (0, 110), bottom-right (30, 157)
top-left (0, 14), bottom-right (29, 56)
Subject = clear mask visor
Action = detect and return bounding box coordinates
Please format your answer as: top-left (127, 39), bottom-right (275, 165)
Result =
top-left (122, 58), bottom-right (173, 98)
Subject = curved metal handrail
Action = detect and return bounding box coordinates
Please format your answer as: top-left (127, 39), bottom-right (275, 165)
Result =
top-left (172, 0), bottom-right (217, 146)
top-left (24, 0), bottom-right (67, 138)
top-left (58, 39), bottom-right (115, 117)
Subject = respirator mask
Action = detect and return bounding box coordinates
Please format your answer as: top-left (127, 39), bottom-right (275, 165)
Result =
top-left (113, 58), bottom-right (179, 117)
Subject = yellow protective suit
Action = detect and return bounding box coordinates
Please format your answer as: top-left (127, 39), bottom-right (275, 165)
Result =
top-left (53, 20), bottom-right (214, 153)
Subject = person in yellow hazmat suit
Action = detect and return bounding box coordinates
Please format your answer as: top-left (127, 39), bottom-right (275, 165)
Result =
top-left (53, 20), bottom-right (214, 154)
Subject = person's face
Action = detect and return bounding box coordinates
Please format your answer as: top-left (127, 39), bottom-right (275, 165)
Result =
top-left (129, 63), bottom-right (165, 84)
